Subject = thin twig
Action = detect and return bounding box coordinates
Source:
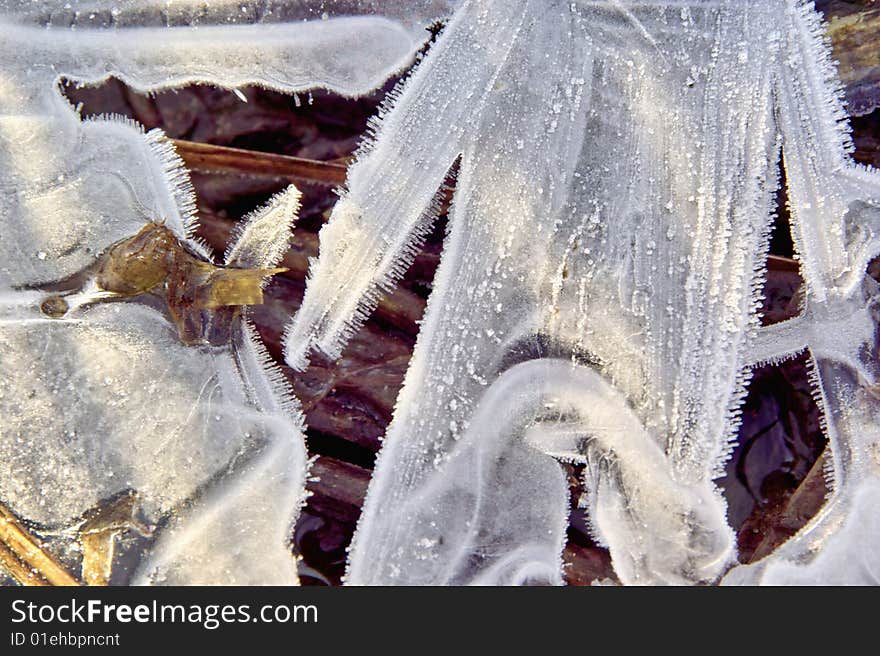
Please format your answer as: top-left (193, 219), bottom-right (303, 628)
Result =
top-left (307, 456), bottom-right (370, 508)
top-left (767, 254), bottom-right (800, 272)
top-left (172, 139), bottom-right (348, 186)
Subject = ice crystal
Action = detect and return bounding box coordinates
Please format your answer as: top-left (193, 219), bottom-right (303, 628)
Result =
top-left (284, 0), bottom-right (880, 585)
top-left (0, 1), bottom-right (447, 584)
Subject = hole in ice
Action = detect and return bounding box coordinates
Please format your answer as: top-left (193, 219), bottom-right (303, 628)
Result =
top-left (721, 350), bottom-right (828, 564)
top-left (564, 464), bottom-right (618, 585)
top-left (61, 76), bottom-right (389, 162)
top-left (851, 108), bottom-right (880, 169)
top-left (761, 155), bottom-right (804, 326)
top-left (769, 155), bottom-right (795, 260)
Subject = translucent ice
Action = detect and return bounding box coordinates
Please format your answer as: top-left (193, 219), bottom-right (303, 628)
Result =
top-left (1, 192), bottom-right (307, 584)
top-left (0, 1), bottom-right (450, 584)
top-left (285, 0), bottom-right (880, 584)
top-left (0, 0), bottom-right (450, 288)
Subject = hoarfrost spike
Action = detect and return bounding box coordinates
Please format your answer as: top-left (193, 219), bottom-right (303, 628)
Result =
top-left (225, 186), bottom-right (301, 271)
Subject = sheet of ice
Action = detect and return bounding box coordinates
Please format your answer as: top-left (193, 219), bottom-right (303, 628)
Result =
top-left (284, 0), bottom-right (880, 585)
top-left (0, 1), bottom-right (456, 32)
top-left (0, 1), bottom-right (451, 289)
top-left (0, 1), bottom-right (449, 584)
top-left (1, 188), bottom-right (306, 584)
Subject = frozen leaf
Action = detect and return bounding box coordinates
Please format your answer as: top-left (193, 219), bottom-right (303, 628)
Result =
top-left (77, 491), bottom-right (151, 587)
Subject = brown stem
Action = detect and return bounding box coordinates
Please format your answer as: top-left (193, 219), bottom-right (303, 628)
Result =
top-left (767, 254), bottom-right (799, 273)
top-left (0, 502), bottom-right (80, 586)
top-left (307, 456), bottom-right (370, 508)
top-left (747, 448), bottom-right (831, 563)
top-left (172, 139), bottom-right (348, 186)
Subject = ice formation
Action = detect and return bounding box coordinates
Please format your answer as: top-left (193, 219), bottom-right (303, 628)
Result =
top-left (284, 0), bottom-right (880, 585)
top-left (0, 1), bottom-right (449, 584)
